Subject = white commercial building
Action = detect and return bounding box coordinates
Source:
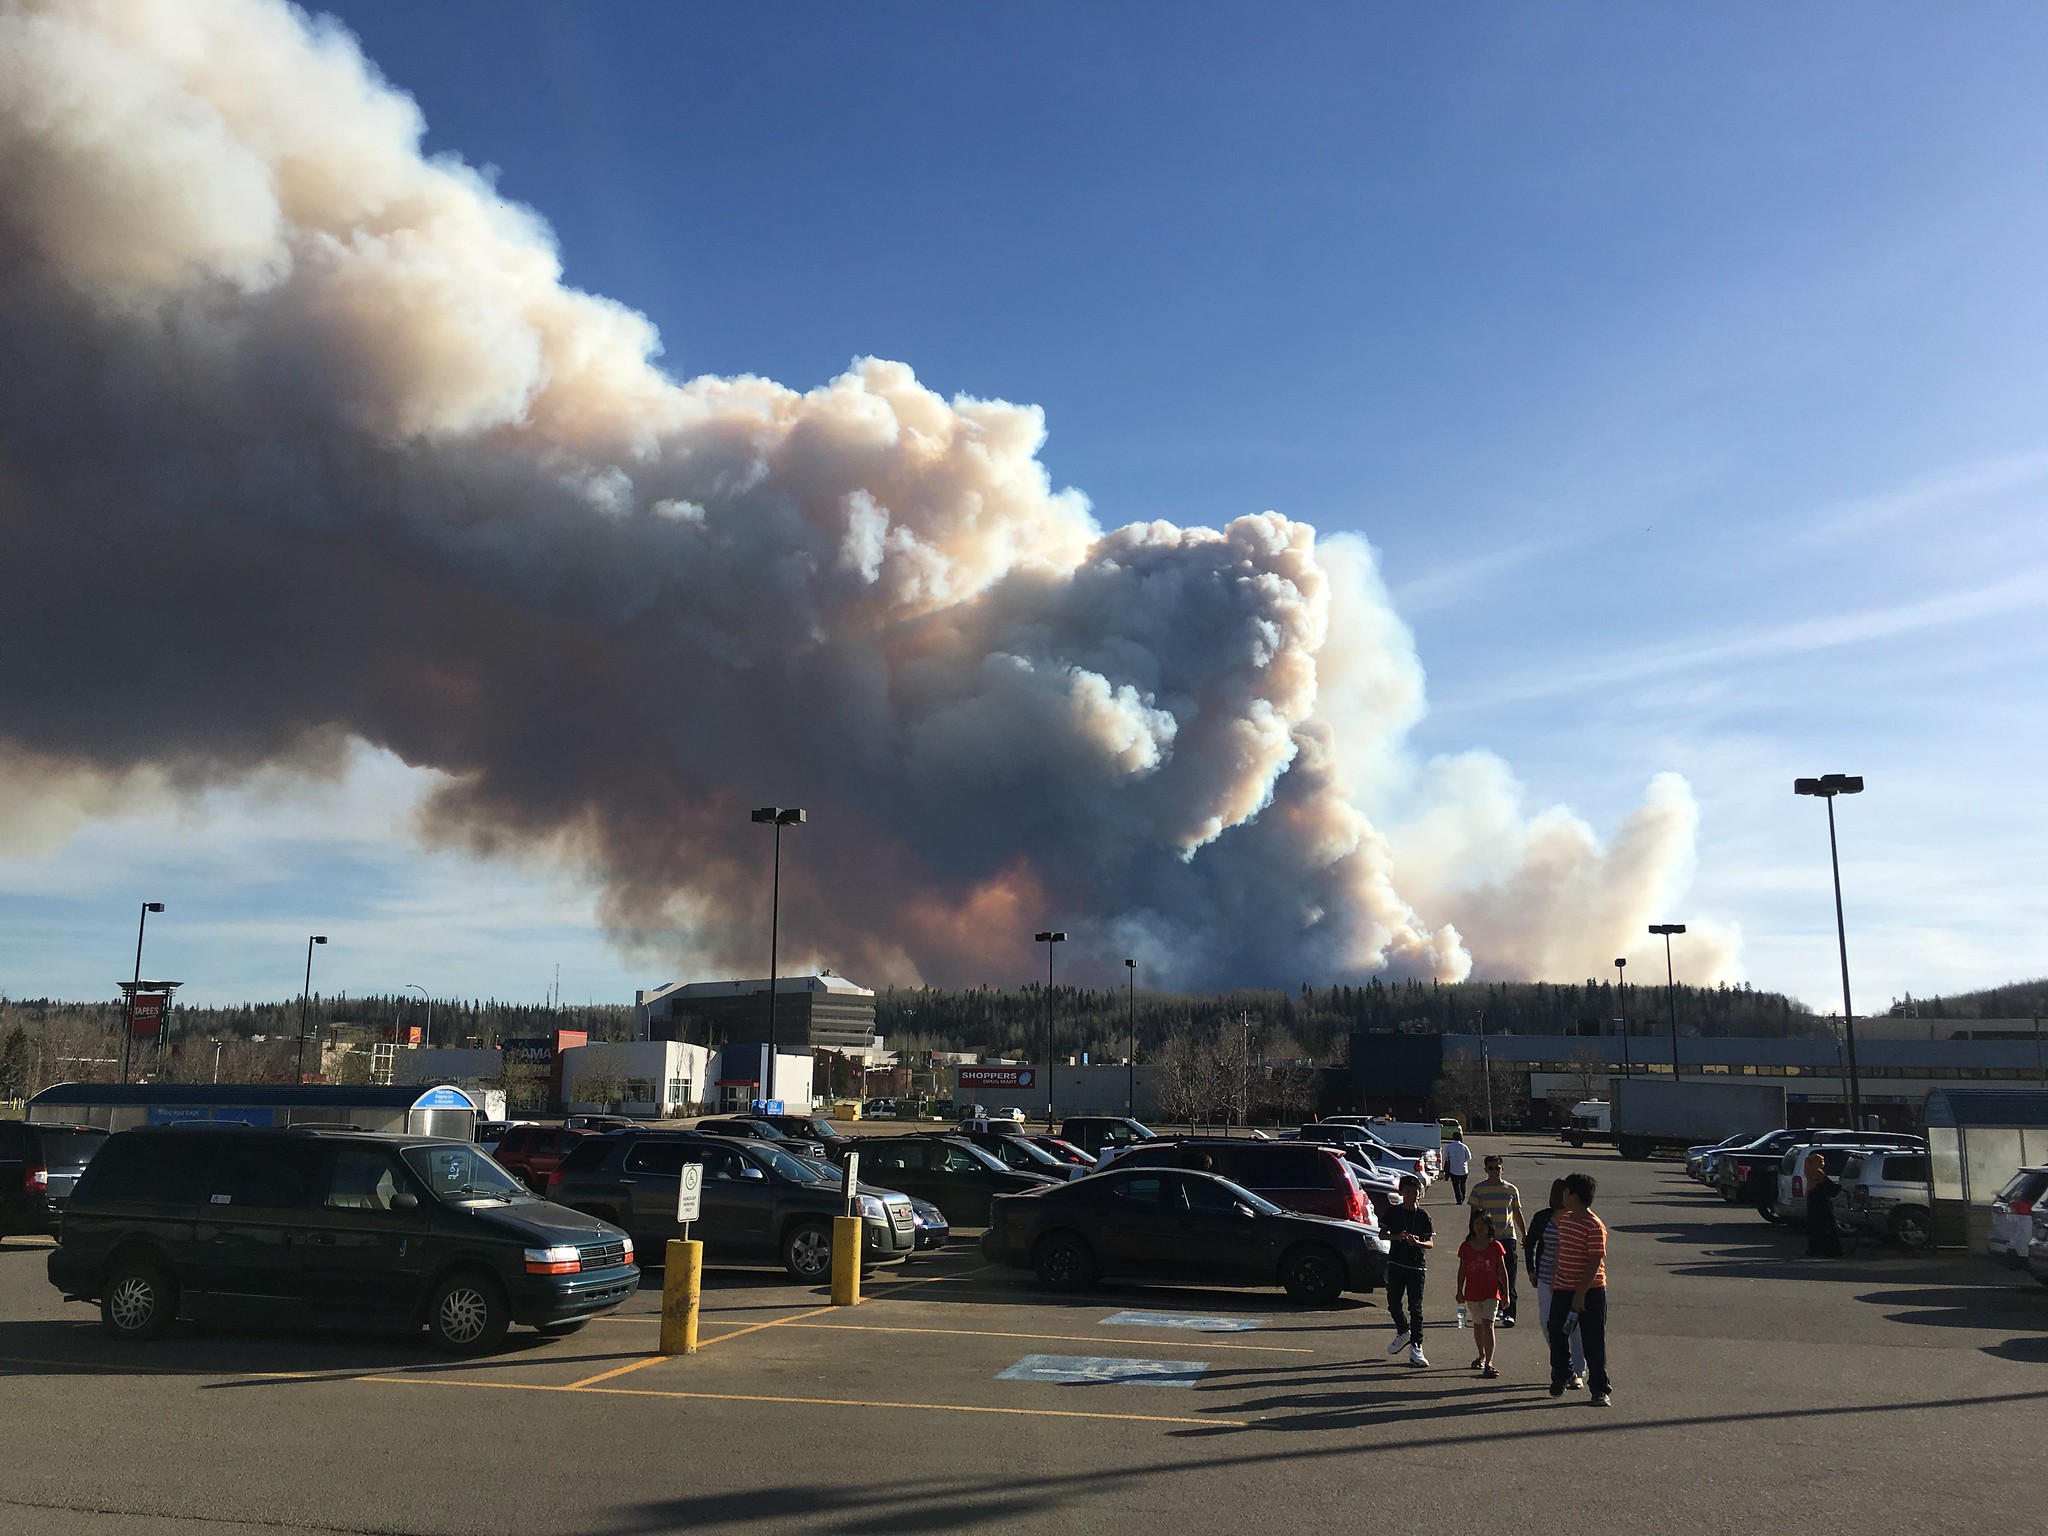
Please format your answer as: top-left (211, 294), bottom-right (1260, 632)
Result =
top-left (560, 1040), bottom-right (712, 1118)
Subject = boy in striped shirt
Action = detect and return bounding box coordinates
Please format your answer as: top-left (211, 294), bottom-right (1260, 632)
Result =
top-left (1547, 1172), bottom-right (1612, 1407)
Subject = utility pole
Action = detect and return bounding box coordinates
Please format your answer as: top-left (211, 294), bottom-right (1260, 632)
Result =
top-left (1649, 924), bottom-right (1686, 1081)
top-left (1124, 958), bottom-right (1136, 1116)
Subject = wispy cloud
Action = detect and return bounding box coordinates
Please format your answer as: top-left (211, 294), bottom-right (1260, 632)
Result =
top-left (1795, 449), bottom-right (2048, 545)
top-left (1436, 564), bottom-right (2048, 713)
top-left (1388, 538), bottom-right (1560, 616)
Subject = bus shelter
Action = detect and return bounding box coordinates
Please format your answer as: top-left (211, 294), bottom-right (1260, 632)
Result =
top-left (1924, 1087), bottom-right (2048, 1250)
top-left (25, 1082), bottom-right (481, 1141)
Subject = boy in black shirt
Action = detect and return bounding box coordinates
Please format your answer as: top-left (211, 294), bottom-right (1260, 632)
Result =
top-left (1381, 1174), bottom-right (1432, 1367)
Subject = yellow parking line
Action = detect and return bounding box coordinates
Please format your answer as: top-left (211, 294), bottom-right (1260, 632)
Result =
top-left (359, 1371), bottom-right (1246, 1427)
top-left (564, 1302), bottom-right (840, 1387)
top-left (782, 1322), bottom-right (1311, 1354)
top-left (0, 1354), bottom-right (329, 1381)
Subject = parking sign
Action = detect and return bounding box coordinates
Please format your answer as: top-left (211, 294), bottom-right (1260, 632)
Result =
top-left (676, 1161), bottom-right (703, 1225)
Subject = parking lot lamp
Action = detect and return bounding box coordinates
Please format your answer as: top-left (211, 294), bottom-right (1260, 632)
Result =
top-left (750, 807), bottom-right (806, 1103)
top-left (1614, 956), bottom-right (1631, 1080)
top-left (1125, 958), bottom-right (1137, 1115)
top-left (1035, 930), bottom-right (1065, 1124)
top-left (295, 935), bottom-right (328, 1083)
top-left (120, 901), bottom-right (165, 1085)
top-left (405, 983), bottom-right (431, 1049)
top-left (1648, 924), bottom-right (1685, 1081)
top-left (1794, 774), bottom-right (1865, 1129)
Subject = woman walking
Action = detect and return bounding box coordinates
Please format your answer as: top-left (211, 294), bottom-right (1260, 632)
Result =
top-left (1528, 1179), bottom-right (1586, 1389)
top-left (1455, 1209), bottom-right (1510, 1378)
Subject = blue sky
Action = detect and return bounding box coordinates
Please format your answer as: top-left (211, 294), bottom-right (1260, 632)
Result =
top-left (5, 2), bottom-right (2046, 1011)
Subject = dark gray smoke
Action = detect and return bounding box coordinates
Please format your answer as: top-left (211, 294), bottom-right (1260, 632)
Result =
top-left (0, 0), bottom-right (1732, 988)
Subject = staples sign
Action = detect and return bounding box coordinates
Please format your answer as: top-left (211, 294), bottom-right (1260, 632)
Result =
top-left (129, 994), bottom-right (167, 1037)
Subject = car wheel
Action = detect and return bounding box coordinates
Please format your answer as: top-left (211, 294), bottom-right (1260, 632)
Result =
top-left (1758, 1203), bottom-right (1782, 1224)
top-left (535, 1318), bottom-right (589, 1337)
top-left (1568, 1135), bottom-right (1585, 1148)
top-left (1279, 1243), bottom-right (1345, 1305)
top-left (100, 1255), bottom-right (176, 1342)
top-left (783, 1219), bottom-right (833, 1282)
top-left (427, 1270), bottom-right (510, 1355)
top-left (1033, 1231), bottom-right (1097, 1291)
top-left (1889, 1208), bottom-right (1933, 1251)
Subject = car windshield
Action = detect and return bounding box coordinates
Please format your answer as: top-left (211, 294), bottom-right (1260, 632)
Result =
top-left (790, 1155), bottom-right (839, 1184)
top-left (796, 1119), bottom-right (835, 1139)
top-left (404, 1143), bottom-right (528, 1202)
top-left (952, 1141), bottom-right (1009, 1172)
top-left (747, 1145), bottom-right (818, 1183)
top-left (1001, 1137), bottom-right (1064, 1168)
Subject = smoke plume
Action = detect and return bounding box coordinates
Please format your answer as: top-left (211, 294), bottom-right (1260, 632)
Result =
top-left (0, 0), bottom-right (1735, 989)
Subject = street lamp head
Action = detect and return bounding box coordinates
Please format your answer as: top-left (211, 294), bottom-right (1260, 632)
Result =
top-left (1034, 930), bottom-right (1066, 943)
top-left (1614, 957), bottom-right (1625, 969)
top-left (144, 902), bottom-right (165, 913)
top-left (1795, 774), bottom-right (1865, 797)
top-left (1648, 924), bottom-right (1686, 936)
top-left (1125, 958), bottom-right (1136, 970)
top-left (312, 935), bottom-right (328, 945)
top-left (752, 806), bottom-right (806, 825)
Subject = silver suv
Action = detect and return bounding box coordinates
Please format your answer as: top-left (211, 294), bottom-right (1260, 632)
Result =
top-left (1839, 1148), bottom-right (1933, 1250)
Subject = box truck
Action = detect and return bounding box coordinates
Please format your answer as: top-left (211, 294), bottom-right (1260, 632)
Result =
top-left (1565, 1079), bottom-right (1786, 1160)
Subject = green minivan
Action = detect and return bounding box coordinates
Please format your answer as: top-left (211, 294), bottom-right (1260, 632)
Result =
top-left (47, 1125), bottom-right (638, 1353)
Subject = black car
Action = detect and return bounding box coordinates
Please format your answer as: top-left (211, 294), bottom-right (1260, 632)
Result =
top-left (1058, 1117), bottom-right (1156, 1156)
top-left (47, 1126), bottom-right (636, 1353)
top-left (947, 1126), bottom-right (1083, 1180)
top-left (758, 1114), bottom-right (853, 1153)
top-left (981, 1166), bottom-right (1388, 1303)
top-left (693, 1117), bottom-right (826, 1156)
top-left (843, 1136), bottom-right (1060, 1226)
top-left (549, 1130), bottom-right (916, 1281)
top-left (0, 1121), bottom-right (109, 1234)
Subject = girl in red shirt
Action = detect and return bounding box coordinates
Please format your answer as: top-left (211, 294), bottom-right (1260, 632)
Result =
top-left (1456, 1209), bottom-right (1510, 1378)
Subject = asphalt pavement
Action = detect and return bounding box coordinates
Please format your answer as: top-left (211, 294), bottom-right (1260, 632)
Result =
top-left (4, 1136), bottom-right (2042, 1535)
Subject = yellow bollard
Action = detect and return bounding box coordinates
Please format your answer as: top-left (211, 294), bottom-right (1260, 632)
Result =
top-left (660, 1238), bottom-right (702, 1354)
top-left (830, 1215), bottom-right (862, 1306)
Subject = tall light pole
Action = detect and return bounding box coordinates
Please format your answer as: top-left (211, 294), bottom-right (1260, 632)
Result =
top-left (295, 935), bottom-right (328, 1083)
top-left (1614, 956), bottom-right (1631, 1080)
top-left (210, 1038), bottom-right (224, 1083)
top-left (405, 983), bottom-right (431, 1049)
top-left (1795, 774), bottom-right (1865, 1129)
top-left (1035, 930), bottom-right (1066, 1125)
top-left (1648, 924), bottom-right (1686, 1081)
top-left (120, 901), bottom-right (166, 1084)
top-left (1477, 1008), bottom-right (1495, 1134)
top-left (750, 807), bottom-right (805, 1105)
top-left (1124, 958), bottom-right (1137, 1115)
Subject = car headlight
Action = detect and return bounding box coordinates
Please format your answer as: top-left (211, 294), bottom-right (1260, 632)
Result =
top-left (523, 1244), bottom-right (580, 1275)
top-left (621, 1237), bottom-right (635, 1265)
top-left (857, 1194), bottom-right (886, 1221)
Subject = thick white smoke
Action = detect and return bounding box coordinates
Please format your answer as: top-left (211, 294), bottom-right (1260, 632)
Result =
top-left (0, 0), bottom-right (1734, 989)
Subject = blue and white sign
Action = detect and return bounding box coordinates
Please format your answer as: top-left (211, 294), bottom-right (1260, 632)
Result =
top-left (413, 1086), bottom-right (477, 1109)
top-left (1100, 1310), bottom-right (1260, 1333)
top-left (749, 1099), bottom-right (785, 1116)
top-left (146, 1105), bottom-right (277, 1127)
top-left (996, 1354), bottom-right (1207, 1387)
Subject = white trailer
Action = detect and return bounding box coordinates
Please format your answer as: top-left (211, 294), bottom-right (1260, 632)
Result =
top-left (1566, 1080), bottom-right (1785, 1160)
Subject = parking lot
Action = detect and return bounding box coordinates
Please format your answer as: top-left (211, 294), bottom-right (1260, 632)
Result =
top-left (5, 1136), bottom-right (2043, 1535)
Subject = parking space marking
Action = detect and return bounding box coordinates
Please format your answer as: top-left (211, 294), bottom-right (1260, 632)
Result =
top-left (1100, 1310), bottom-right (1262, 1333)
top-left (0, 1354), bottom-right (331, 1381)
top-left (359, 1371), bottom-right (1246, 1426)
top-left (783, 1321), bottom-right (1307, 1354)
top-left (995, 1354), bottom-right (1208, 1387)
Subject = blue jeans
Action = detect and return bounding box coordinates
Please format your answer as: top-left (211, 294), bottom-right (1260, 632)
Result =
top-left (1547, 1286), bottom-right (1609, 1397)
top-left (1536, 1281), bottom-right (1586, 1378)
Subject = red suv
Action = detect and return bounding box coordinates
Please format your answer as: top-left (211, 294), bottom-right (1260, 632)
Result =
top-left (1110, 1139), bottom-right (1376, 1228)
top-left (491, 1125), bottom-right (594, 1192)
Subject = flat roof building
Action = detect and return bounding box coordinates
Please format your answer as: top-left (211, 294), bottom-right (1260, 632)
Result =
top-left (637, 973), bottom-right (875, 1053)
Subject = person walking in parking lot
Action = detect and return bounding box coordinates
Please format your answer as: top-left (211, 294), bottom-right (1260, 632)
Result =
top-left (1381, 1174), bottom-right (1433, 1368)
top-left (1547, 1172), bottom-right (1611, 1407)
top-left (1442, 1129), bottom-right (1471, 1203)
top-left (1804, 1148), bottom-right (1844, 1259)
top-left (1455, 1208), bottom-right (1509, 1378)
top-left (1527, 1178), bottom-right (1586, 1390)
top-left (1470, 1155), bottom-right (1527, 1324)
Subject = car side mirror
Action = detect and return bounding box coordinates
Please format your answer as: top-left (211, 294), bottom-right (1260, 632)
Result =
top-left (390, 1192), bottom-right (420, 1212)
top-left (1234, 1203), bottom-right (1257, 1219)
top-left (740, 1166), bottom-right (765, 1180)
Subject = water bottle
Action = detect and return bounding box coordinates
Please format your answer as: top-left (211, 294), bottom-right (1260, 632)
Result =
top-left (1457, 1303), bottom-right (1470, 1329)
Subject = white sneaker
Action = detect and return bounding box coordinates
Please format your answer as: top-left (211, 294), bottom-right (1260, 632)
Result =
top-left (1408, 1343), bottom-right (1429, 1368)
top-left (1385, 1331), bottom-right (1411, 1356)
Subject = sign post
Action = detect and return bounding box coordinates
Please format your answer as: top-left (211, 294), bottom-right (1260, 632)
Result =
top-left (661, 1162), bottom-right (706, 1355)
top-left (831, 1150), bottom-right (862, 1307)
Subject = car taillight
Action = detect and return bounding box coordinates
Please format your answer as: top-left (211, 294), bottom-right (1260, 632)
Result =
top-left (1851, 1184), bottom-right (1869, 1207)
top-left (523, 1245), bottom-right (580, 1275)
top-left (26, 1166), bottom-right (48, 1194)
top-left (546, 1169), bottom-right (565, 1192)
top-left (1793, 1176), bottom-right (1805, 1197)
top-left (2013, 1200), bottom-right (2035, 1216)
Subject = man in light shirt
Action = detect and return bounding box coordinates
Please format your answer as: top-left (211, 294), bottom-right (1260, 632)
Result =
top-left (1442, 1130), bottom-right (1472, 1203)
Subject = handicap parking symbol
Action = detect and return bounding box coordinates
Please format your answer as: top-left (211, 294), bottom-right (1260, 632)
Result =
top-left (996, 1353), bottom-right (1207, 1387)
